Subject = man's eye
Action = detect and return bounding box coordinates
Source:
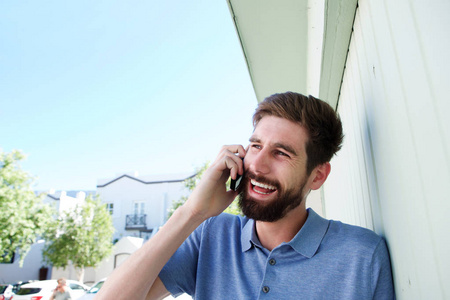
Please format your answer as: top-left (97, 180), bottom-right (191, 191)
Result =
top-left (252, 144), bottom-right (261, 149)
top-left (276, 151), bottom-right (289, 157)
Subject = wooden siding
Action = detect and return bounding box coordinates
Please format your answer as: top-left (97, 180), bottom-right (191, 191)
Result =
top-left (322, 0), bottom-right (450, 299)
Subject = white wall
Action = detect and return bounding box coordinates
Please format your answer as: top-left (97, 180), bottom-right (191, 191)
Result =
top-left (322, 0), bottom-right (450, 299)
top-left (0, 241), bottom-right (48, 283)
top-left (97, 174), bottom-right (191, 241)
top-left (1, 192), bottom-right (88, 284)
top-left (51, 236), bottom-right (144, 284)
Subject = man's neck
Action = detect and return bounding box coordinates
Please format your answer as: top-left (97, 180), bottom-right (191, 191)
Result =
top-left (255, 204), bottom-right (308, 251)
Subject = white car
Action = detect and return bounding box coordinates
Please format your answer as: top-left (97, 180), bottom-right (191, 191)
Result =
top-left (0, 284), bottom-right (13, 300)
top-left (76, 278), bottom-right (192, 300)
top-left (77, 279), bottom-right (105, 300)
top-left (11, 280), bottom-right (89, 300)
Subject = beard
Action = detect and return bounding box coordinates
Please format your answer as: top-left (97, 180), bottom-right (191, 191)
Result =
top-left (238, 171), bottom-right (308, 222)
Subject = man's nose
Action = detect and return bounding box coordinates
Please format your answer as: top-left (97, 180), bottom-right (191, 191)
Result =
top-left (249, 149), bottom-right (271, 175)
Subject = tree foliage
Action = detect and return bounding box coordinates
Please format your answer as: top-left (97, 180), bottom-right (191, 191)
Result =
top-left (0, 150), bottom-right (54, 265)
top-left (42, 194), bottom-right (114, 281)
top-left (168, 162), bottom-right (242, 218)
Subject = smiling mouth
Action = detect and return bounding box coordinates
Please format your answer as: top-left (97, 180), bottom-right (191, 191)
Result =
top-left (251, 179), bottom-right (277, 195)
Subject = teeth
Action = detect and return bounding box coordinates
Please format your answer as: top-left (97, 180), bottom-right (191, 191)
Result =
top-left (251, 179), bottom-right (276, 190)
top-left (254, 189), bottom-right (271, 195)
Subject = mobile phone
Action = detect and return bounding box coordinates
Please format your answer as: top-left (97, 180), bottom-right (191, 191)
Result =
top-left (230, 173), bottom-right (243, 191)
top-left (230, 158), bottom-right (244, 191)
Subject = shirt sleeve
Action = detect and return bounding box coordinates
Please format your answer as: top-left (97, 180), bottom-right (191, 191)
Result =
top-left (158, 219), bottom-right (206, 297)
top-left (371, 238), bottom-right (396, 299)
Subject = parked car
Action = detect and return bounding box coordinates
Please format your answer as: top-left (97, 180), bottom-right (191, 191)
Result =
top-left (0, 284), bottom-right (13, 300)
top-left (11, 280), bottom-right (89, 300)
top-left (75, 279), bottom-right (191, 300)
top-left (77, 278), bottom-right (105, 300)
top-left (10, 281), bottom-right (35, 296)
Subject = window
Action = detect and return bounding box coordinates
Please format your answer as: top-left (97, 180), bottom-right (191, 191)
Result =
top-left (15, 288), bottom-right (42, 295)
top-left (134, 201), bottom-right (145, 215)
top-left (69, 283), bottom-right (87, 291)
top-left (87, 280), bottom-right (105, 294)
top-left (0, 251), bottom-right (14, 264)
top-left (106, 203), bottom-right (114, 215)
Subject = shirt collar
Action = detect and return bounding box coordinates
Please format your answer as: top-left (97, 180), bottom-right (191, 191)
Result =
top-left (288, 208), bottom-right (330, 258)
top-left (241, 217), bottom-right (257, 252)
top-left (241, 208), bottom-right (330, 258)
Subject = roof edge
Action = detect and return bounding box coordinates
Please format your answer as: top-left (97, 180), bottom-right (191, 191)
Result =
top-left (97, 173), bottom-right (197, 188)
top-left (319, 0), bottom-right (358, 110)
top-left (226, 0), bottom-right (260, 102)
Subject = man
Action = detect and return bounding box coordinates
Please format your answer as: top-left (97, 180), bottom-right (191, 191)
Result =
top-left (96, 92), bottom-right (395, 299)
top-left (49, 278), bottom-right (72, 300)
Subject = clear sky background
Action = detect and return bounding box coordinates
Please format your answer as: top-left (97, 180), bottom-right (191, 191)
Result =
top-left (0, 0), bottom-right (258, 191)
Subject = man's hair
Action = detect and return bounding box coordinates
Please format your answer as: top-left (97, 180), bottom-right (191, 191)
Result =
top-left (57, 278), bottom-right (66, 284)
top-left (253, 92), bottom-right (344, 175)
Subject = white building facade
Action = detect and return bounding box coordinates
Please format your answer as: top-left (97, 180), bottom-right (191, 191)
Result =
top-left (227, 0), bottom-right (450, 298)
top-left (1, 172), bottom-right (193, 284)
top-left (96, 172), bottom-right (195, 241)
top-left (0, 191), bottom-right (93, 283)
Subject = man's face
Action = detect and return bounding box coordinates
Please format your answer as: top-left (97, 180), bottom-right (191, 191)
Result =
top-left (56, 280), bottom-right (65, 291)
top-left (238, 116), bottom-right (311, 222)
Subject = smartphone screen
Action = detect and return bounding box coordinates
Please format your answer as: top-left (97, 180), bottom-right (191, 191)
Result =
top-left (230, 173), bottom-right (243, 191)
top-left (230, 158), bottom-right (244, 191)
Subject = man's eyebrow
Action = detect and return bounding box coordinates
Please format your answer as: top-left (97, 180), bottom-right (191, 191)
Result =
top-left (249, 136), bottom-right (298, 156)
top-left (274, 142), bottom-right (298, 156)
top-left (249, 136), bottom-right (260, 143)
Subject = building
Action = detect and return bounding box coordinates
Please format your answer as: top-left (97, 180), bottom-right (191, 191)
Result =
top-left (0, 172), bottom-right (193, 284)
top-left (43, 190), bottom-right (95, 213)
top-left (96, 172), bottom-right (195, 241)
top-left (51, 236), bottom-right (145, 285)
top-left (0, 191), bottom-right (94, 283)
top-left (226, 0), bottom-right (449, 299)
top-left (0, 240), bottom-right (47, 284)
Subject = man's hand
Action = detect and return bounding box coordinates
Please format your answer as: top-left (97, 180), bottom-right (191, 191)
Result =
top-left (96, 145), bottom-right (246, 300)
top-left (183, 145), bottom-right (245, 220)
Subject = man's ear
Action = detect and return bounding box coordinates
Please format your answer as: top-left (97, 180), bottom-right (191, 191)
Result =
top-left (309, 162), bottom-right (331, 190)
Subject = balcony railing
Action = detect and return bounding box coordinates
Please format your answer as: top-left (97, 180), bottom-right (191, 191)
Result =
top-left (125, 214), bottom-right (147, 230)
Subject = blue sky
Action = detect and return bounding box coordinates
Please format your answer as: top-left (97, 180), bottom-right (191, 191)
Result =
top-left (0, 0), bottom-right (257, 191)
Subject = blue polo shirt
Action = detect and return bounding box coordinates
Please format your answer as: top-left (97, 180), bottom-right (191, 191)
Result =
top-left (159, 208), bottom-right (395, 299)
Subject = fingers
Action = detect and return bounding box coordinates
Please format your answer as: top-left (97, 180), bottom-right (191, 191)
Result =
top-left (184, 145), bottom-right (245, 219)
top-left (224, 155), bottom-right (240, 180)
top-left (227, 144), bottom-right (246, 159)
top-left (213, 145), bottom-right (246, 179)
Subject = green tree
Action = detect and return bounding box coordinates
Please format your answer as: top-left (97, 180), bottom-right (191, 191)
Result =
top-left (42, 194), bottom-right (114, 282)
top-left (168, 162), bottom-right (242, 218)
top-left (0, 150), bottom-right (54, 265)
